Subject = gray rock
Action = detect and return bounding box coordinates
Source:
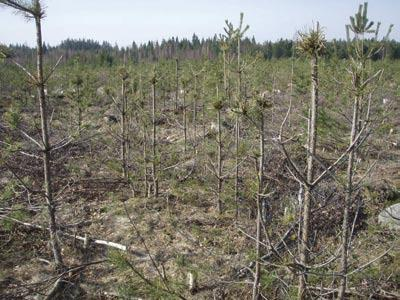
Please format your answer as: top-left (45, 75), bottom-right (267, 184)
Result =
top-left (96, 86), bottom-right (106, 97)
top-left (378, 203), bottom-right (400, 230)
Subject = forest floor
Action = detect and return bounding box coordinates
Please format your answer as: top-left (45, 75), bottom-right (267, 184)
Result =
top-left (1, 65), bottom-right (400, 299)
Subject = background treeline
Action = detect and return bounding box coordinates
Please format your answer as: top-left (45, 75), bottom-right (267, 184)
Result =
top-left (8, 34), bottom-right (400, 66)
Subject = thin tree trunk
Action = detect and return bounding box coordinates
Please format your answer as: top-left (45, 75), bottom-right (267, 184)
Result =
top-left (175, 58), bottom-right (179, 111)
top-left (223, 50), bottom-right (227, 102)
top-left (252, 111), bottom-right (264, 300)
top-left (163, 89), bottom-right (166, 109)
top-left (183, 89), bottom-right (187, 154)
top-left (338, 96), bottom-right (359, 299)
top-left (237, 34), bottom-right (242, 99)
top-left (217, 108), bottom-right (222, 213)
top-left (235, 35), bottom-right (242, 219)
top-left (298, 54), bottom-right (318, 300)
top-left (77, 85), bottom-right (82, 134)
top-left (235, 117), bottom-right (240, 218)
top-left (202, 102), bottom-right (206, 141)
top-left (78, 107), bottom-right (82, 132)
top-left (143, 123), bottom-right (149, 197)
top-left (152, 81), bottom-right (158, 197)
top-left (35, 15), bottom-right (64, 271)
top-left (193, 75), bottom-right (198, 142)
top-left (121, 78), bottom-right (127, 180)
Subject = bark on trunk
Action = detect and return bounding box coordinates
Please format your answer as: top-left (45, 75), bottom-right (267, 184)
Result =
top-left (175, 59), bottom-right (179, 110)
top-left (235, 34), bottom-right (242, 219)
top-left (121, 78), bottom-right (128, 180)
top-left (183, 89), bottom-right (187, 154)
top-left (143, 123), bottom-right (149, 197)
top-left (338, 96), bottom-right (359, 299)
top-left (193, 75), bottom-right (198, 141)
top-left (152, 81), bottom-right (158, 197)
top-left (298, 54), bottom-right (318, 300)
top-left (252, 111), bottom-right (264, 300)
top-left (77, 86), bottom-right (82, 134)
top-left (217, 109), bottom-right (222, 213)
top-left (223, 50), bottom-right (227, 99)
top-left (35, 15), bottom-right (64, 271)
top-left (234, 116), bottom-right (240, 218)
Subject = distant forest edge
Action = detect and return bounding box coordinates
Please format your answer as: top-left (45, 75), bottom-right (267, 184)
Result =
top-left (8, 34), bottom-right (400, 65)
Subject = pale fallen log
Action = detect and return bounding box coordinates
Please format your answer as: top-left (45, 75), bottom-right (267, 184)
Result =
top-left (2, 216), bottom-right (146, 256)
top-left (62, 231), bottom-right (127, 251)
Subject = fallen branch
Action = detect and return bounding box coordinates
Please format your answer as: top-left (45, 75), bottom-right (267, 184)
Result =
top-left (1, 216), bottom-right (148, 257)
top-left (306, 285), bottom-right (400, 300)
top-left (346, 246), bottom-right (393, 276)
top-left (42, 260), bottom-right (107, 300)
top-left (236, 222), bottom-right (299, 278)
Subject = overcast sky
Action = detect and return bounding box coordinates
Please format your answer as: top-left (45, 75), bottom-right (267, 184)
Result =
top-left (0, 0), bottom-right (398, 47)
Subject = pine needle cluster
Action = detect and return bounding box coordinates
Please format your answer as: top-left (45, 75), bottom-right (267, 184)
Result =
top-left (0, 44), bottom-right (13, 60)
top-left (297, 22), bottom-right (326, 57)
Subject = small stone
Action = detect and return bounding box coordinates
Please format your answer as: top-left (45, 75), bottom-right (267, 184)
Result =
top-left (378, 203), bottom-right (400, 230)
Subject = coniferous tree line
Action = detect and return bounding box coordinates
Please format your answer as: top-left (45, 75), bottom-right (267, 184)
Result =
top-left (7, 35), bottom-right (400, 66)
